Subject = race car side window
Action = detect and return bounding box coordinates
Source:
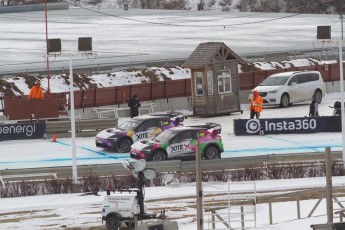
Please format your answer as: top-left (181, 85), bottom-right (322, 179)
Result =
top-left (137, 120), bottom-right (154, 131)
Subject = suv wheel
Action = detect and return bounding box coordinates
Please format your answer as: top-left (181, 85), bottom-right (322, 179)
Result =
top-left (314, 90), bottom-right (322, 104)
top-left (280, 93), bottom-right (290, 108)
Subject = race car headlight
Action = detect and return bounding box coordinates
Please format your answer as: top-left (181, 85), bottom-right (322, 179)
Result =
top-left (108, 136), bottom-right (118, 141)
top-left (269, 90), bottom-right (277, 94)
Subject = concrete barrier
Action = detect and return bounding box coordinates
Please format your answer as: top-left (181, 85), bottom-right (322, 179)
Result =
top-left (45, 118), bottom-right (117, 138)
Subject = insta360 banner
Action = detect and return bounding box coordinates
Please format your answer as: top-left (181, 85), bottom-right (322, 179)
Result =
top-left (234, 116), bottom-right (340, 136)
top-left (0, 122), bottom-right (46, 141)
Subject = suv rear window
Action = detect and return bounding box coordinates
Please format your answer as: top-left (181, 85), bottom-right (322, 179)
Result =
top-left (296, 73), bottom-right (319, 83)
top-left (308, 73), bottom-right (319, 81)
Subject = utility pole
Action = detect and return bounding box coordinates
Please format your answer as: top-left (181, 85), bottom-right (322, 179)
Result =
top-left (340, 14), bottom-right (344, 40)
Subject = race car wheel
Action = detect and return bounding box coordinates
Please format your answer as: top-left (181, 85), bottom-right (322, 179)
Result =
top-left (118, 138), bottom-right (132, 153)
top-left (204, 145), bottom-right (219, 160)
top-left (106, 215), bottom-right (120, 230)
top-left (151, 149), bottom-right (167, 161)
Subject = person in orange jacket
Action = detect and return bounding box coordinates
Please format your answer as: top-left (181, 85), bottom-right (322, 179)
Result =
top-left (249, 90), bottom-right (263, 119)
top-left (28, 80), bottom-right (44, 100)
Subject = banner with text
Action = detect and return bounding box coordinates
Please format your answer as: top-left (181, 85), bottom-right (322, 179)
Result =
top-left (234, 116), bottom-right (340, 136)
top-left (0, 122), bottom-right (46, 141)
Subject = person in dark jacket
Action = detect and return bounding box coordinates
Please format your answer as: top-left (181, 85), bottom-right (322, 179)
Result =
top-left (309, 96), bottom-right (319, 116)
top-left (128, 94), bottom-right (141, 118)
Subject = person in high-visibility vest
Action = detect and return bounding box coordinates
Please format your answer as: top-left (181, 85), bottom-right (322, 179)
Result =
top-left (28, 80), bottom-right (44, 100)
top-left (249, 90), bottom-right (263, 119)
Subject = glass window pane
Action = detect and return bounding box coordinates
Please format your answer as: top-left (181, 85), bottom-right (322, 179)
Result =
top-left (217, 69), bottom-right (232, 93)
top-left (194, 72), bottom-right (203, 95)
top-left (207, 71), bottom-right (213, 95)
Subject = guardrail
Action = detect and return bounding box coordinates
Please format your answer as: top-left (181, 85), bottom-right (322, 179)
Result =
top-left (0, 173), bottom-right (57, 188)
top-left (93, 103), bottom-right (156, 118)
top-left (45, 118), bottom-right (118, 138)
top-left (0, 151), bottom-right (340, 182)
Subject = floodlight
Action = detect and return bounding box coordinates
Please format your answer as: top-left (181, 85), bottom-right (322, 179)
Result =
top-left (317, 26), bottom-right (331, 40)
top-left (78, 37), bottom-right (92, 51)
top-left (143, 169), bottom-right (156, 180)
top-left (47, 39), bottom-right (61, 53)
top-left (121, 160), bottom-right (133, 170)
top-left (134, 159), bottom-right (147, 173)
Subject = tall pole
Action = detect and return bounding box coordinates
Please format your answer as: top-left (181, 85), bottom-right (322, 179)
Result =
top-left (69, 56), bottom-right (78, 184)
top-left (325, 147), bottom-right (333, 223)
top-left (44, 0), bottom-right (51, 95)
top-left (196, 144), bottom-right (204, 230)
top-left (340, 14), bottom-right (344, 40)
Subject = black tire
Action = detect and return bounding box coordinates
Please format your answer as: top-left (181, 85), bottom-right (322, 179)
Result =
top-left (279, 93), bottom-right (290, 108)
top-left (106, 215), bottom-right (120, 230)
top-left (118, 138), bottom-right (132, 153)
top-left (204, 145), bottom-right (220, 160)
top-left (151, 149), bottom-right (167, 161)
top-left (314, 90), bottom-right (323, 104)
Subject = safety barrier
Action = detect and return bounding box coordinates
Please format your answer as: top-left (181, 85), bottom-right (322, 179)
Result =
top-left (93, 103), bottom-right (156, 118)
top-left (0, 173), bottom-right (58, 189)
top-left (45, 118), bottom-right (117, 138)
top-left (0, 151), bottom-right (341, 182)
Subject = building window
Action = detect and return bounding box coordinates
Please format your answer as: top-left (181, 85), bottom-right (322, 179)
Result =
top-left (217, 69), bottom-right (232, 94)
top-left (207, 71), bottom-right (213, 95)
top-left (194, 72), bottom-right (203, 96)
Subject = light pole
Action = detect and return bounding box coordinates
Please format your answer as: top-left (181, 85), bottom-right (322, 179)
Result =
top-left (340, 39), bottom-right (345, 164)
top-left (44, 0), bottom-right (51, 95)
top-left (69, 56), bottom-right (78, 185)
top-left (340, 14), bottom-right (343, 40)
top-left (46, 37), bottom-right (94, 192)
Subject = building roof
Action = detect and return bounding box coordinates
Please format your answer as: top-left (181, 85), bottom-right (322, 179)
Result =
top-left (183, 42), bottom-right (245, 68)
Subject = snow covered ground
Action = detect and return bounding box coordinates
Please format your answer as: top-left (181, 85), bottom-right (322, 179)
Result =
top-left (1, 92), bottom-right (344, 229)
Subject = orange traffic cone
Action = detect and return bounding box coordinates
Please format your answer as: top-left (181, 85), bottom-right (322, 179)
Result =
top-left (52, 135), bottom-right (57, 142)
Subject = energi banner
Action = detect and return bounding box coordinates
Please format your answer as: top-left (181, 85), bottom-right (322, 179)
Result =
top-left (234, 116), bottom-right (340, 136)
top-left (0, 122), bottom-right (46, 141)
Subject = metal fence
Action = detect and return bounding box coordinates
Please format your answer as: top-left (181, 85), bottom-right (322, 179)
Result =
top-left (0, 151), bottom-right (341, 182)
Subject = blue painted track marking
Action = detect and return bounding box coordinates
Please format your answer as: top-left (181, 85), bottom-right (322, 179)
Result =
top-left (264, 135), bottom-right (322, 152)
top-left (52, 140), bottom-right (126, 159)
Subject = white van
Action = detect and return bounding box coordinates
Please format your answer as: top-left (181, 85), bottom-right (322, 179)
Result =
top-left (249, 71), bottom-right (326, 108)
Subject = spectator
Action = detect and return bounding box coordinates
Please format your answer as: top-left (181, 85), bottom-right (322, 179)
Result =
top-left (28, 80), bottom-right (44, 100)
top-left (309, 96), bottom-right (319, 116)
top-left (128, 94), bottom-right (141, 118)
top-left (249, 90), bottom-right (263, 119)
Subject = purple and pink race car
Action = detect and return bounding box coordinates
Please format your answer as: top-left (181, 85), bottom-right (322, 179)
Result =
top-left (96, 114), bottom-right (183, 152)
top-left (130, 122), bottom-right (223, 161)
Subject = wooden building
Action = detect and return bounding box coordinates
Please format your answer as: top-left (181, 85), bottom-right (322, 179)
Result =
top-left (183, 42), bottom-right (245, 116)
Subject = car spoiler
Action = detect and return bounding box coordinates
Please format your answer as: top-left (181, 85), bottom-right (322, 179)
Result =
top-left (151, 111), bottom-right (185, 122)
top-left (189, 122), bottom-right (222, 134)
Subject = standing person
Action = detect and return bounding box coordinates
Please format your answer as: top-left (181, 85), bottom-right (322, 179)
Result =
top-left (249, 90), bottom-right (263, 119)
top-left (309, 96), bottom-right (319, 116)
top-left (28, 80), bottom-right (44, 100)
top-left (128, 94), bottom-right (141, 118)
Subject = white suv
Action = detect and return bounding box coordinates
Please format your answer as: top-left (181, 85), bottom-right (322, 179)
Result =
top-left (249, 71), bottom-right (326, 108)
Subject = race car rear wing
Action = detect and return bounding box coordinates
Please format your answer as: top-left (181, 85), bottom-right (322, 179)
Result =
top-left (151, 111), bottom-right (185, 122)
top-left (189, 122), bottom-right (222, 134)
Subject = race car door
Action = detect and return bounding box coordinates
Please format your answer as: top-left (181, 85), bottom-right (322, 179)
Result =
top-left (134, 119), bottom-right (162, 142)
top-left (167, 130), bottom-right (199, 159)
